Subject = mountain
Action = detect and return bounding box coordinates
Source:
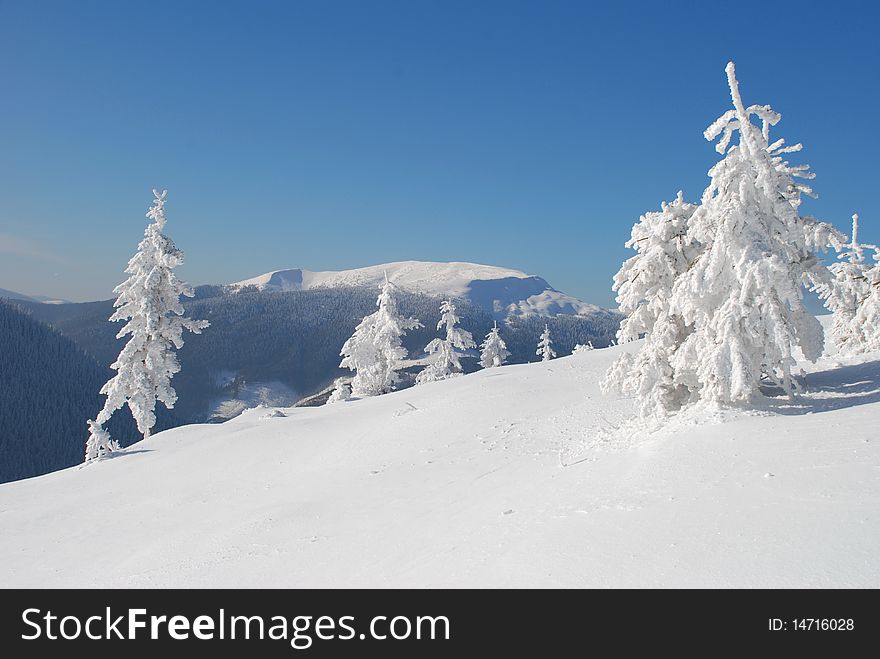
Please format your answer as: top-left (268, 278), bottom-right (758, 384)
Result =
top-left (1, 326), bottom-right (877, 587)
top-left (0, 288), bottom-right (69, 304)
top-left (0, 302), bottom-right (167, 484)
top-left (229, 260), bottom-right (605, 319)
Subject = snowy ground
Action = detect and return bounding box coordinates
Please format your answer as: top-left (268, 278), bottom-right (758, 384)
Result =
top-left (1, 338), bottom-right (878, 588)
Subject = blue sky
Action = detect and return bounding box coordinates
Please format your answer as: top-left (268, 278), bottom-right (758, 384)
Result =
top-left (1, 0), bottom-right (877, 306)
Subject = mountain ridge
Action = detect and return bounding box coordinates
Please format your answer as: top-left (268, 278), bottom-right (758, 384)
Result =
top-left (228, 260), bottom-right (607, 320)
top-left (0, 287), bottom-right (69, 305)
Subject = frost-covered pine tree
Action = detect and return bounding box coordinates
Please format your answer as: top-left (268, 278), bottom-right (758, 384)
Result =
top-left (479, 320), bottom-right (510, 368)
top-left (339, 276), bottom-right (422, 396)
top-left (813, 214), bottom-right (878, 354)
top-left (672, 63), bottom-right (843, 405)
top-left (604, 62), bottom-right (843, 417)
top-left (88, 190), bottom-right (209, 457)
top-left (416, 299), bottom-right (476, 383)
top-left (536, 324), bottom-right (555, 362)
top-left (326, 378), bottom-right (352, 404)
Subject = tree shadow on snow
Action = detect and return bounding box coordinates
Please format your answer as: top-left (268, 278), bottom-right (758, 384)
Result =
top-left (763, 359), bottom-right (880, 415)
top-left (104, 449), bottom-right (153, 460)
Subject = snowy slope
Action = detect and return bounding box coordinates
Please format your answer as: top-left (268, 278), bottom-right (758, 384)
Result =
top-left (1, 338), bottom-right (878, 588)
top-left (229, 260), bottom-right (608, 319)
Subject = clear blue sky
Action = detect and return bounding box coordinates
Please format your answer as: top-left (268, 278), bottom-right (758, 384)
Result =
top-left (1, 0), bottom-right (877, 306)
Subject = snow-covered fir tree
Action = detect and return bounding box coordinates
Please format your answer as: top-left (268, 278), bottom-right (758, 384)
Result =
top-left (602, 192), bottom-right (701, 414)
top-left (612, 191), bottom-right (700, 344)
top-left (604, 62), bottom-right (843, 417)
top-left (813, 214), bottom-right (878, 354)
top-left (416, 299), bottom-right (475, 384)
top-left (87, 190), bottom-right (209, 459)
top-left (479, 320), bottom-right (510, 368)
top-left (536, 324), bottom-right (556, 362)
top-left (339, 276), bottom-right (422, 396)
top-left (326, 378), bottom-right (352, 404)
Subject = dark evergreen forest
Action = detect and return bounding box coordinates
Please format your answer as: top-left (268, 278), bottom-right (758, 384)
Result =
top-left (0, 302), bottom-right (176, 483)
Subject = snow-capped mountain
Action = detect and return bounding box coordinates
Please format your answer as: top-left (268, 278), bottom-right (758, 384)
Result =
top-left (1, 329), bottom-right (877, 587)
top-left (228, 261), bottom-right (607, 319)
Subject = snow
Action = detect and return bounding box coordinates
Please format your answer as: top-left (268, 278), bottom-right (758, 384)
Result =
top-left (228, 260), bottom-right (608, 319)
top-left (2, 318), bottom-right (877, 588)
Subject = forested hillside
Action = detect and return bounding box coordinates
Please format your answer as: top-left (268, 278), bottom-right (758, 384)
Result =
top-left (14, 287), bottom-right (621, 424)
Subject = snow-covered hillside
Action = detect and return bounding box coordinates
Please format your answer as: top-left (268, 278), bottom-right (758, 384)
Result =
top-left (1, 335), bottom-right (878, 587)
top-left (229, 260), bottom-right (607, 319)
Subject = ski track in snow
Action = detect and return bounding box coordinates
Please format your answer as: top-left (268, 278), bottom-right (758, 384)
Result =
top-left (1, 338), bottom-right (878, 588)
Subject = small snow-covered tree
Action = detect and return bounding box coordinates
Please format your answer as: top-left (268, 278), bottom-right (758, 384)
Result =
top-left (416, 299), bottom-right (475, 383)
top-left (813, 214), bottom-right (878, 354)
top-left (604, 62), bottom-right (843, 417)
top-left (88, 190), bottom-right (209, 458)
top-left (573, 341), bottom-right (594, 353)
top-left (536, 324), bottom-right (555, 362)
top-left (602, 192), bottom-right (700, 413)
top-left (339, 276), bottom-right (422, 396)
top-left (479, 320), bottom-right (510, 368)
top-left (852, 240), bottom-right (880, 352)
top-left (326, 378), bottom-right (351, 404)
top-left (84, 419), bottom-right (118, 462)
